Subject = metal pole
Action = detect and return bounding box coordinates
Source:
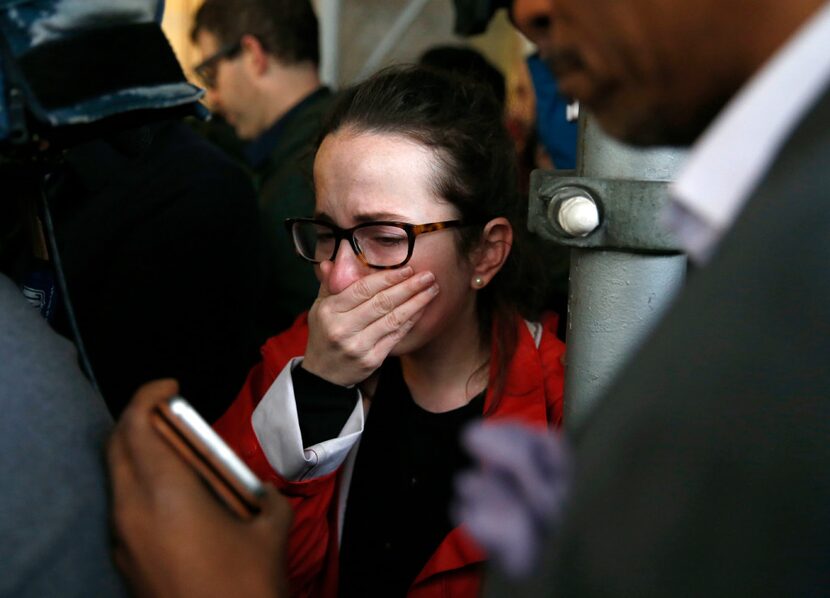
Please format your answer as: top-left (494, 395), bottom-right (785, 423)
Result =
top-left (563, 116), bottom-right (687, 429)
top-left (316, 0), bottom-right (342, 88)
top-left (356, 0), bottom-right (432, 81)
top-left (484, 114), bottom-right (688, 598)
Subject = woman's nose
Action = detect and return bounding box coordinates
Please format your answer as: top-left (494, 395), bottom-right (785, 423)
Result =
top-left (323, 241), bottom-right (366, 295)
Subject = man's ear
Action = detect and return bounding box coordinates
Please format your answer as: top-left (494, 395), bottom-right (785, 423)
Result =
top-left (470, 217), bottom-right (513, 289)
top-left (240, 34), bottom-right (269, 76)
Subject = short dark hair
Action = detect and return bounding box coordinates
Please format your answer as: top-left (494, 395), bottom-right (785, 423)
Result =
top-left (191, 0), bottom-right (319, 66)
top-left (317, 65), bottom-right (549, 401)
top-left (419, 45), bottom-right (506, 108)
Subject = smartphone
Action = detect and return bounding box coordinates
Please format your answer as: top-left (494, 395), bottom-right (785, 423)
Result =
top-left (151, 396), bottom-right (266, 520)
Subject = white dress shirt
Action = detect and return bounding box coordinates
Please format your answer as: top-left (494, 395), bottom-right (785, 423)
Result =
top-left (666, 1), bottom-right (830, 264)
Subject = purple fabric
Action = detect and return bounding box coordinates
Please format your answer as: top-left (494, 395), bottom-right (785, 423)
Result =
top-left (453, 421), bottom-right (571, 578)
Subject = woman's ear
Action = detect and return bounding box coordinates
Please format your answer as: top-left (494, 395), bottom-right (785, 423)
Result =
top-left (470, 217), bottom-right (513, 289)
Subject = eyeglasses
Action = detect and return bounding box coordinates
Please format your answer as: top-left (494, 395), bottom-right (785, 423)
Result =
top-left (193, 40), bottom-right (242, 88)
top-left (285, 218), bottom-right (465, 269)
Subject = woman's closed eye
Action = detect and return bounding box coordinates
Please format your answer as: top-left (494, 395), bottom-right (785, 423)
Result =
top-left (369, 234), bottom-right (406, 247)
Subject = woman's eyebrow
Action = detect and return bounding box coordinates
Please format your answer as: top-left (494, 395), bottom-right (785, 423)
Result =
top-left (352, 212), bottom-right (408, 223)
top-left (311, 212), bottom-right (412, 225)
top-left (312, 212), bottom-right (334, 223)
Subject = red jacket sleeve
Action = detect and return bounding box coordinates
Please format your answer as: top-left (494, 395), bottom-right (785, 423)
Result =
top-left (213, 313), bottom-right (336, 597)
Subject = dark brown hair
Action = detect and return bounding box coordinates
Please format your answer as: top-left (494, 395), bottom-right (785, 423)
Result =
top-left (191, 0), bottom-right (319, 66)
top-left (317, 65), bottom-right (548, 400)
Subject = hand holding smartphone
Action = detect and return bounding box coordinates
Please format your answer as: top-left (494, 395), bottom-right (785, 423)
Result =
top-left (151, 397), bottom-right (265, 520)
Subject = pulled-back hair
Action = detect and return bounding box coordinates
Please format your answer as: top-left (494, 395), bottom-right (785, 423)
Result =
top-left (191, 0), bottom-right (319, 66)
top-left (317, 65), bottom-right (548, 401)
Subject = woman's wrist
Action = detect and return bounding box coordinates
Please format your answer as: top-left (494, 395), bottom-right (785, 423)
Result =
top-left (299, 357), bottom-right (360, 388)
top-left (293, 362), bottom-right (359, 446)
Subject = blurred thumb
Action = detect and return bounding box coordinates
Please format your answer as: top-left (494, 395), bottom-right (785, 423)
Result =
top-left (130, 378), bottom-right (181, 411)
top-left (257, 485), bottom-right (293, 534)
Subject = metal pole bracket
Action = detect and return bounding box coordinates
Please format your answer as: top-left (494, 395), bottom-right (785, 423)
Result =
top-left (528, 169), bottom-right (683, 253)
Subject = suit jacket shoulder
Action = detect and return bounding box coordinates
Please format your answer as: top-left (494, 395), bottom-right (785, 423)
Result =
top-left (554, 83), bottom-right (830, 597)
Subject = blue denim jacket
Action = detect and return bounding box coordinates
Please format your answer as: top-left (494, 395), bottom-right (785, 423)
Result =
top-left (0, 0), bottom-right (202, 141)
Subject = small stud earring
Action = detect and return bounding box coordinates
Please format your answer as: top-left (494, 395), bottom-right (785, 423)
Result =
top-left (473, 276), bottom-right (484, 288)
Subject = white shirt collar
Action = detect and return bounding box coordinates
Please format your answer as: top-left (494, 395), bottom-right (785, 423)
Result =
top-left (668, 1), bottom-right (830, 264)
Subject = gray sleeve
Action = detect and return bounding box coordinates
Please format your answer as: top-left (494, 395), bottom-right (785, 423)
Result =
top-left (0, 275), bottom-right (127, 598)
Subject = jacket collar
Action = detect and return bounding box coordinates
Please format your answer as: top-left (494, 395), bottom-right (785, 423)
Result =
top-left (244, 86), bottom-right (331, 171)
top-left (482, 315), bottom-right (550, 425)
top-left (414, 525), bottom-right (486, 585)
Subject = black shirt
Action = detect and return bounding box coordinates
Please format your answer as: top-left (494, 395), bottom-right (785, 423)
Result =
top-left (335, 358), bottom-right (485, 597)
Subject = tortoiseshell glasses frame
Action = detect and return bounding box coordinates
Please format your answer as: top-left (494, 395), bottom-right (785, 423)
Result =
top-left (285, 218), bottom-right (465, 269)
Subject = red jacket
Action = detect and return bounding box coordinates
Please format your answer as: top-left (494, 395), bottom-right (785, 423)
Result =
top-left (215, 312), bottom-right (565, 597)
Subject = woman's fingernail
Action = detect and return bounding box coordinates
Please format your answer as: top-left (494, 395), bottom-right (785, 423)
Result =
top-left (419, 272), bottom-right (435, 285)
top-left (398, 266), bottom-right (414, 279)
top-left (429, 283), bottom-right (440, 295)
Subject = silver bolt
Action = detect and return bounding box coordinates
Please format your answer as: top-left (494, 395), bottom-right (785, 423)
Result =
top-left (557, 195), bottom-right (599, 237)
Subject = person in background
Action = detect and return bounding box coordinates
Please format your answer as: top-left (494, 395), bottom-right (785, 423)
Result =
top-left (503, 0), bottom-right (579, 169)
top-left (419, 45), bottom-right (507, 108)
top-left (524, 53), bottom-right (577, 170)
top-left (43, 117), bottom-right (264, 422)
top-left (0, 2), bottom-right (267, 423)
top-left (191, 0), bottom-right (333, 333)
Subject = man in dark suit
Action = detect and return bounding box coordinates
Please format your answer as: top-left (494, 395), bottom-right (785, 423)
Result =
top-left (509, 0), bottom-right (830, 594)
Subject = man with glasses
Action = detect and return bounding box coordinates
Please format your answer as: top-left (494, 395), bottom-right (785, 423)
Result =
top-left (191, 0), bottom-right (332, 332)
